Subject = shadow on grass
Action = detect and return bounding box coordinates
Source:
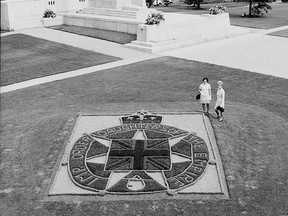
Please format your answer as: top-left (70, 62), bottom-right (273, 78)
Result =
top-left (268, 29), bottom-right (288, 38)
top-left (48, 25), bottom-right (137, 45)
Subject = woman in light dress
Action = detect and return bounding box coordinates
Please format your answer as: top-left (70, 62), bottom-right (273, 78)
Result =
top-left (199, 78), bottom-right (212, 114)
top-left (214, 81), bottom-right (225, 122)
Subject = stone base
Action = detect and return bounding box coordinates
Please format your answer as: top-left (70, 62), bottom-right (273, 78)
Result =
top-left (124, 13), bottom-right (249, 53)
top-left (61, 7), bottom-right (156, 34)
top-left (62, 12), bottom-right (142, 34)
top-left (11, 16), bottom-right (44, 30)
top-left (41, 16), bottom-right (64, 27)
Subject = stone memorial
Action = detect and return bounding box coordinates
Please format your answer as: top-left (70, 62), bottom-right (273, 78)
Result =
top-left (1, 0), bottom-right (249, 52)
top-left (62, 0), bottom-right (155, 34)
top-left (60, 0), bottom-right (249, 52)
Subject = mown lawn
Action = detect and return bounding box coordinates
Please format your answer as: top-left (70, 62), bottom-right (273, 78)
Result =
top-left (1, 56), bottom-right (287, 216)
top-left (227, 2), bottom-right (288, 29)
top-left (0, 34), bottom-right (121, 86)
top-left (269, 29), bottom-right (288, 38)
top-left (157, 2), bottom-right (288, 29)
top-left (154, 1), bottom-right (248, 14)
top-left (41, 2), bottom-right (288, 47)
top-left (48, 25), bottom-right (137, 44)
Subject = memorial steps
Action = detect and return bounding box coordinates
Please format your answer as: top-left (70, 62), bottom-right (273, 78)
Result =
top-left (61, 7), bottom-right (156, 34)
top-left (78, 7), bottom-right (150, 20)
top-left (79, 8), bottom-right (138, 19)
top-left (1, 0), bottom-right (248, 53)
top-left (61, 10), bottom-right (249, 53)
top-left (125, 26), bottom-right (248, 53)
top-left (125, 13), bottom-right (249, 53)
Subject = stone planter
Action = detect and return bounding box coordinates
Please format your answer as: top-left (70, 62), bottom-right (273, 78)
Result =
top-left (137, 23), bottom-right (171, 43)
top-left (41, 16), bottom-right (63, 27)
top-left (125, 11), bottom-right (247, 53)
top-left (200, 13), bottom-right (230, 28)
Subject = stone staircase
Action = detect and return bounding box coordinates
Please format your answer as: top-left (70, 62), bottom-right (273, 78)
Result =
top-left (124, 13), bottom-right (249, 53)
top-left (126, 26), bottom-right (248, 53)
top-left (62, 10), bottom-right (249, 53)
top-left (78, 7), bottom-right (148, 19)
top-left (62, 6), bottom-right (155, 34)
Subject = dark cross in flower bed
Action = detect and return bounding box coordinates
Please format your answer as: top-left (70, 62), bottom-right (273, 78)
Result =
top-left (68, 110), bottom-right (210, 195)
top-left (105, 139), bottom-right (171, 171)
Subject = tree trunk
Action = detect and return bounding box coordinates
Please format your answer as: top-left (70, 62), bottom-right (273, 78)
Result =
top-left (196, 0), bottom-right (201, 9)
top-left (249, 0), bottom-right (252, 16)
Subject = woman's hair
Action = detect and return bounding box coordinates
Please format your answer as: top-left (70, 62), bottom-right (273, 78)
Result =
top-left (217, 81), bottom-right (223, 85)
top-left (202, 78), bottom-right (209, 82)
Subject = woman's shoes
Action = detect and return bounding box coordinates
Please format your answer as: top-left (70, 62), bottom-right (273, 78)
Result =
top-left (219, 117), bottom-right (223, 122)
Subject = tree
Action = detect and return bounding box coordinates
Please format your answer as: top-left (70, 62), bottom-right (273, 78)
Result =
top-left (248, 0), bottom-right (271, 16)
top-left (185, 0), bottom-right (202, 9)
top-left (196, 0), bottom-right (201, 9)
top-left (146, 0), bottom-right (155, 8)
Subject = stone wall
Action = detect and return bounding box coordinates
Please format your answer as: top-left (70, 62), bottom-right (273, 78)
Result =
top-left (0, 0), bottom-right (88, 30)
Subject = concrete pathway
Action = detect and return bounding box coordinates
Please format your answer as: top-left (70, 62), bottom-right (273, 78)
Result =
top-left (1, 25), bottom-right (287, 94)
top-left (160, 26), bottom-right (288, 79)
top-left (16, 28), bottom-right (157, 60)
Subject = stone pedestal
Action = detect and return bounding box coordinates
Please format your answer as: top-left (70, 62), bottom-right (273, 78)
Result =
top-left (41, 16), bottom-right (64, 27)
top-left (125, 13), bottom-right (249, 53)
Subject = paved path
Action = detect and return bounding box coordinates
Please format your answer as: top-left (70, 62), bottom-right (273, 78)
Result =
top-left (1, 25), bottom-right (287, 94)
top-left (160, 26), bottom-right (288, 79)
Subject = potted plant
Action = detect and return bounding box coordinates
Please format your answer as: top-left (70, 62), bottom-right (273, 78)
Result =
top-left (208, 4), bottom-right (226, 15)
top-left (145, 12), bottom-right (165, 25)
top-left (43, 9), bottom-right (57, 18)
top-left (137, 12), bottom-right (166, 43)
top-left (250, 2), bottom-right (271, 16)
top-left (41, 9), bottom-right (63, 26)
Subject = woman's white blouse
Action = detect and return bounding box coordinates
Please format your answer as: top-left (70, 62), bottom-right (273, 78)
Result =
top-left (215, 88), bottom-right (225, 108)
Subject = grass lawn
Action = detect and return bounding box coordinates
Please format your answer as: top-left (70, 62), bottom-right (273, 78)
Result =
top-left (157, 2), bottom-right (288, 29)
top-left (39, 2), bottom-right (288, 45)
top-left (0, 34), bottom-right (121, 86)
top-left (155, 1), bottom-right (248, 14)
top-left (1, 57), bottom-right (288, 216)
top-left (227, 2), bottom-right (288, 29)
top-left (268, 29), bottom-right (288, 38)
top-left (48, 25), bottom-right (137, 44)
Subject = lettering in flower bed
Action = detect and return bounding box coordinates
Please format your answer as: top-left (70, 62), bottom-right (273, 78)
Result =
top-left (49, 110), bottom-right (229, 199)
top-left (68, 110), bottom-right (210, 195)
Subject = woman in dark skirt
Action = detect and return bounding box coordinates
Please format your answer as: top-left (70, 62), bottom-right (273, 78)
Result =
top-left (214, 81), bottom-right (225, 122)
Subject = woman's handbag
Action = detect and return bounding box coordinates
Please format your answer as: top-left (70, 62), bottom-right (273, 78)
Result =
top-left (216, 106), bottom-right (224, 112)
top-left (196, 93), bottom-right (201, 100)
